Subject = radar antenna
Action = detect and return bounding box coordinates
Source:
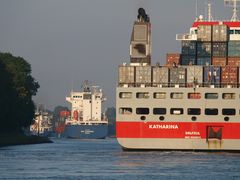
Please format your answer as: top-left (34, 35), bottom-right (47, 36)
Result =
top-left (224, 0), bottom-right (240, 21)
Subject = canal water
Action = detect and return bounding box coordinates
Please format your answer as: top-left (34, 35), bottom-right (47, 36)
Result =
top-left (0, 138), bottom-right (240, 180)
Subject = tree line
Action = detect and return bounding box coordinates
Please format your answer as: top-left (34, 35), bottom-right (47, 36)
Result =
top-left (0, 52), bottom-right (39, 134)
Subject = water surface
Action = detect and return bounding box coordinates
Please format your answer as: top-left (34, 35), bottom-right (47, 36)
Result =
top-left (0, 138), bottom-right (240, 180)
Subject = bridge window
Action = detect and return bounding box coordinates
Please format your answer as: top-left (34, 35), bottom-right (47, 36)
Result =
top-left (222, 93), bottom-right (235, 100)
top-left (119, 92), bottom-right (132, 99)
top-left (153, 108), bottom-right (167, 115)
top-left (136, 92), bottom-right (150, 99)
top-left (170, 92), bottom-right (184, 99)
top-left (188, 108), bottom-right (201, 115)
top-left (222, 109), bottom-right (236, 116)
top-left (170, 108), bottom-right (184, 115)
top-left (153, 92), bottom-right (166, 99)
top-left (205, 93), bottom-right (218, 99)
top-left (136, 108), bottom-right (149, 115)
top-left (205, 108), bottom-right (218, 115)
top-left (119, 108), bottom-right (132, 115)
top-left (83, 94), bottom-right (91, 100)
top-left (235, 30), bottom-right (240, 34)
top-left (188, 93), bottom-right (201, 99)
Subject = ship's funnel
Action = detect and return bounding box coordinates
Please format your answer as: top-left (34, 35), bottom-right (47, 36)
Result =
top-left (138, 8), bottom-right (150, 22)
top-left (130, 8), bottom-right (151, 65)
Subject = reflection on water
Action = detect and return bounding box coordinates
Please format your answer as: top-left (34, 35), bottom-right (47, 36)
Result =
top-left (0, 138), bottom-right (240, 180)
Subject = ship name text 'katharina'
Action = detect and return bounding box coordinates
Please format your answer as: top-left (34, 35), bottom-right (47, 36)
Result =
top-left (149, 124), bottom-right (179, 129)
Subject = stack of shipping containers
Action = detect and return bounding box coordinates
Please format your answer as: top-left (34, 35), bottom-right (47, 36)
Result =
top-left (197, 25), bottom-right (212, 66)
top-left (212, 24), bottom-right (228, 66)
top-left (227, 29), bottom-right (240, 86)
top-left (181, 41), bottom-right (197, 65)
top-left (118, 23), bottom-right (239, 87)
top-left (177, 23), bottom-right (239, 87)
top-left (228, 41), bottom-right (240, 66)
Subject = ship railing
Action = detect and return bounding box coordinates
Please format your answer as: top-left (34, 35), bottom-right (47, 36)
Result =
top-left (118, 83), bottom-right (240, 88)
top-left (176, 34), bottom-right (197, 41)
top-left (77, 121), bottom-right (108, 125)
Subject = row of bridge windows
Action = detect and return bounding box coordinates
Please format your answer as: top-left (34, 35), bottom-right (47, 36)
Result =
top-left (119, 92), bottom-right (237, 100)
top-left (119, 107), bottom-right (237, 116)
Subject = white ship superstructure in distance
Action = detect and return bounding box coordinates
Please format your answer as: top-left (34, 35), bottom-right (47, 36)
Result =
top-left (64, 82), bottom-right (108, 139)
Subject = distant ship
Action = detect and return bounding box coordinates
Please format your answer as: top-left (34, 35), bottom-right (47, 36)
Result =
top-left (116, 2), bottom-right (240, 151)
top-left (30, 110), bottom-right (53, 137)
top-left (64, 81), bottom-right (108, 139)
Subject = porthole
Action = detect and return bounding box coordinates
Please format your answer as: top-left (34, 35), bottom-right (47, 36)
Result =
top-left (224, 117), bottom-right (229, 121)
top-left (191, 116), bottom-right (197, 121)
top-left (159, 116), bottom-right (165, 121)
top-left (140, 116), bottom-right (146, 121)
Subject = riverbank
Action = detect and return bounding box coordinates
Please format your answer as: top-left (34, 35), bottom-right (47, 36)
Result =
top-left (0, 133), bottom-right (53, 147)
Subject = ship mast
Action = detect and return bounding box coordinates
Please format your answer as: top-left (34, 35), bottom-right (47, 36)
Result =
top-left (207, 1), bottom-right (214, 21)
top-left (224, 0), bottom-right (240, 21)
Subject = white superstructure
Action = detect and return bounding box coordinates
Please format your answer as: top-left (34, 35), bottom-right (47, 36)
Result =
top-left (66, 83), bottom-right (108, 125)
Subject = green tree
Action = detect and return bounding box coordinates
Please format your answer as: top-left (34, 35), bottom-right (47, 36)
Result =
top-left (0, 52), bottom-right (40, 133)
top-left (0, 60), bottom-right (19, 132)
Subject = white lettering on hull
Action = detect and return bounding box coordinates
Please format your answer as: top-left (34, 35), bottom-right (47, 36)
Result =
top-left (185, 131), bottom-right (201, 139)
top-left (185, 131), bottom-right (200, 135)
top-left (149, 124), bottom-right (179, 129)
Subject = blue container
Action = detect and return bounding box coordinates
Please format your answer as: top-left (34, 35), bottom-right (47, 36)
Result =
top-left (181, 55), bottom-right (196, 65)
top-left (212, 42), bottom-right (227, 57)
top-left (203, 66), bottom-right (221, 85)
top-left (197, 42), bottom-right (212, 56)
top-left (182, 41), bottom-right (197, 55)
top-left (197, 57), bottom-right (211, 66)
top-left (228, 41), bottom-right (240, 57)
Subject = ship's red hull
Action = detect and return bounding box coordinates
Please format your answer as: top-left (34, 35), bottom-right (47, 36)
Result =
top-left (116, 121), bottom-right (240, 139)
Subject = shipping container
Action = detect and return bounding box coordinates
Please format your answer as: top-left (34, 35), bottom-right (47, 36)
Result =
top-left (182, 41), bottom-right (197, 55)
top-left (197, 25), bottom-right (212, 41)
top-left (228, 41), bottom-right (240, 56)
top-left (181, 55), bottom-right (196, 65)
top-left (169, 67), bottom-right (186, 87)
top-left (197, 42), bottom-right (212, 56)
top-left (166, 53), bottom-right (180, 66)
top-left (60, 111), bottom-right (71, 117)
top-left (212, 57), bottom-right (227, 66)
top-left (118, 66), bottom-right (135, 84)
top-left (135, 66), bottom-right (152, 83)
top-left (152, 66), bottom-right (169, 86)
top-left (186, 66), bottom-right (203, 85)
top-left (221, 66), bottom-right (239, 85)
top-left (239, 67), bottom-right (240, 85)
top-left (228, 57), bottom-right (240, 66)
top-left (203, 66), bottom-right (221, 85)
top-left (212, 42), bottom-right (227, 57)
top-left (212, 24), bottom-right (229, 42)
top-left (197, 57), bottom-right (211, 66)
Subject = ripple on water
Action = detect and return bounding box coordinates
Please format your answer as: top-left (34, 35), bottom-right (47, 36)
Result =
top-left (0, 138), bottom-right (240, 180)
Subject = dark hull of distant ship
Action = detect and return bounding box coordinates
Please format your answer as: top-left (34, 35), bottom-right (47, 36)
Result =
top-left (64, 124), bottom-right (108, 139)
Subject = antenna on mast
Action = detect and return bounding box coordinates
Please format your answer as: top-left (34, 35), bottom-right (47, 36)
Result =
top-left (195, 0), bottom-right (198, 19)
top-left (224, 0), bottom-right (240, 21)
top-left (207, 1), bottom-right (214, 21)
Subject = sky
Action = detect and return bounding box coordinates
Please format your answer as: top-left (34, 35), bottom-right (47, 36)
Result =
top-left (0, 0), bottom-right (233, 110)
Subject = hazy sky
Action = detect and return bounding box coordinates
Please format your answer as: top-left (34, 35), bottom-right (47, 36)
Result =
top-left (0, 0), bottom-right (233, 110)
